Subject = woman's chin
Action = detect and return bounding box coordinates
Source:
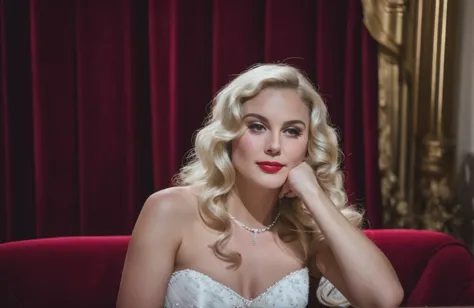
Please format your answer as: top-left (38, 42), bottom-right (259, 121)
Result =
top-left (251, 176), bottom-right (286, 190)
top-left (234, 169), bottom-right (287, 191)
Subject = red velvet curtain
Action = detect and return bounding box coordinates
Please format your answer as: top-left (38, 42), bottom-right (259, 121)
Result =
top-left (0, 0), bottom-right (382, 242)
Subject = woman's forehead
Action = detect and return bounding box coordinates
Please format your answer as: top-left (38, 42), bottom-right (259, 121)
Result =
top-left (242, 88), bottom-right (310, 122)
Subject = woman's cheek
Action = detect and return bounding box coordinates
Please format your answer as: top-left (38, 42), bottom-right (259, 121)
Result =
top-left (233, 134), bottom-right (258, 158)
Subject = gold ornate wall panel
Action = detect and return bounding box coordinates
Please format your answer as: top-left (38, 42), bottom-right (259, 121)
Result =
top-left (362, 0), bottom-right (463, 237)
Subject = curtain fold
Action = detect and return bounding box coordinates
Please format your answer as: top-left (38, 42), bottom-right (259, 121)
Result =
top-left (0, 0), bottom-right (382, 242)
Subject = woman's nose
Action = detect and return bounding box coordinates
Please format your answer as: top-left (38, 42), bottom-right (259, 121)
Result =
top-left (264, 133), bottom-right (281, 156)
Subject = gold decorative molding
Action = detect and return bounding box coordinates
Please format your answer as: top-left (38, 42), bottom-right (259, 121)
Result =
top-left (362, 0), bottom-right (414, 228)
top-left (361, 0), bottom-right (406, 56)
top-left (362, 0), bottom-right (464, 237)
top-left (415, 0), bottom-right (462, 236)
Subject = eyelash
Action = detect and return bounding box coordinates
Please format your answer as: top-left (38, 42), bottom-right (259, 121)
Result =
top-left (248, 123), bottom-right (302, 137)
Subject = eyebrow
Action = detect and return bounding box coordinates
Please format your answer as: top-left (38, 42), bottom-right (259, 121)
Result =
top-left (242, 113), bottom-right (307, 127)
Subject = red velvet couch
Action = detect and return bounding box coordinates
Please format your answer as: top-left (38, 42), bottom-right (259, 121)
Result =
top-left (0, 229), bottom-right (473, 307)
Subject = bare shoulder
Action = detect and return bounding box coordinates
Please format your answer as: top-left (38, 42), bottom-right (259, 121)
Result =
top-left (141, 186), bottom-right (198, 222)
top-left (131, 185), bottom-right (202, 245)
top-left (116, 186), bottom-right (199, 308)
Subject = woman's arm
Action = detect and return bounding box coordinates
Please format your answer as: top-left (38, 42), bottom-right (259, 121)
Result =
top-left (116, 189), bottom-right (187, 308)
top-left (306, 188), bottom-right (403, 308)
top-left (284, 163), bottom-right (404, 308)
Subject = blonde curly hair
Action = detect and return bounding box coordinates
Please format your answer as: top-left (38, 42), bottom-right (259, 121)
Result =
top-left (173, 63), bottom-right (363, 269)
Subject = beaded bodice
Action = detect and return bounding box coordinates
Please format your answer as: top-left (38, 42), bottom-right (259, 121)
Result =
top-left (164, 268), bottom-right (309, 308)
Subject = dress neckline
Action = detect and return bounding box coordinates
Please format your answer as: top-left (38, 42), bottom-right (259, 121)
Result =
top-left (169, 267), bottom-right (309, 303)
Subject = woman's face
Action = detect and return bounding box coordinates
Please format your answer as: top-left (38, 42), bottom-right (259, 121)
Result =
top-left (231, 87), bottom-right (310, 190)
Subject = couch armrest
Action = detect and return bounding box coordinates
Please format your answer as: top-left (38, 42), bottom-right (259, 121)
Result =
top-left (406, 243), bottom-right (474, 306)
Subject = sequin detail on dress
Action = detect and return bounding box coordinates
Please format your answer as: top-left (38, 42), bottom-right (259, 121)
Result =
top-left (164, 268), bottom-right (309, 308)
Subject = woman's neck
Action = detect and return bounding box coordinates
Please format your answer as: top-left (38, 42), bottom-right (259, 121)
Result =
top-left (226, 178), bottom-right (280, 228)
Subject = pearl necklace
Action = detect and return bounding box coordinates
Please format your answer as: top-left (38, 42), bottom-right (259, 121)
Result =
top-left (228, 212), bottom-right (281, 246)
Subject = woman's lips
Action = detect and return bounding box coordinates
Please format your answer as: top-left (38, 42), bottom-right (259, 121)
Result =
top-left (256, 162), bottom-right (283, 173)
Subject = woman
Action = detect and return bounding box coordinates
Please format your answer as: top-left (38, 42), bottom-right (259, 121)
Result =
top-left (116, 63), bottom-right (403, 308)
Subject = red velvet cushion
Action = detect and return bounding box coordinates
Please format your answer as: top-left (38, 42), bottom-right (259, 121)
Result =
top-left (0, 230), bottom-right (473, 307)
top-left (364, 229), bottom-right (474, 306)
top-left (0, 236), bottom-right (129, 308)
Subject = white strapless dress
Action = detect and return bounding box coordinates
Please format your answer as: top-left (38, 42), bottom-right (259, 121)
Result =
top-left (164, 268), bottom-right (309, 308)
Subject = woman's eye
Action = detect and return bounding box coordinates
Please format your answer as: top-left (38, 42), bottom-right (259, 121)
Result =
top-left (248, 123), bottom-right (265, 131)
top-left (286, 128), bottom-right (302, 137)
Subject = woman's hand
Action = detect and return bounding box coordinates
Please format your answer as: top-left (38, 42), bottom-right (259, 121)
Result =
top-left (279, 161), bottom-right (322, 201)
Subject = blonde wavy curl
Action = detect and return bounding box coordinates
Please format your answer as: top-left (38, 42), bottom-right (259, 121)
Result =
top-left (173, 63), bottom-right (364, 270)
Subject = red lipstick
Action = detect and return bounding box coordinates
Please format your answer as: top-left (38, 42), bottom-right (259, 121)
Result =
top-left (256, 161), bottom-right (284, 173)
